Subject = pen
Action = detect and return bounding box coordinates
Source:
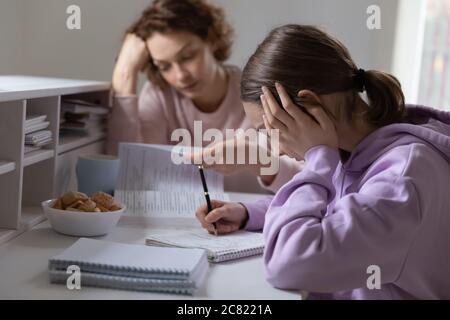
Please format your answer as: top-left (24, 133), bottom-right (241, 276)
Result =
top-left (197, 165), bottom-right (218, 236)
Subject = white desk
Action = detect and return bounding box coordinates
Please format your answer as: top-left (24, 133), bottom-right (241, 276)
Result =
top-left (0, 192), bottom-right (301, 300)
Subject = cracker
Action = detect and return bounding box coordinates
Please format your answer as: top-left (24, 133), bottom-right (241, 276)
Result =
top-left (52, 198), bottom-right (64, 210)
top-left (78, 199), bottom-right (97, 212)
top-left (61, 191), bottom-right (88, 207)
top-left (66, 207), bottom-right (83, 212)
top-left (91, 192), bottom-right (114, 209)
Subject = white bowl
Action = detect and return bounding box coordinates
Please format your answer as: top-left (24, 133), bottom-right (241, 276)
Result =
top-left (42, 199), bottom-right (126, 237)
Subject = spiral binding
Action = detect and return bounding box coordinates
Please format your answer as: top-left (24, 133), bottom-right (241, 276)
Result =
top-left (49, 270), bottom-right (195, 295)
top-left (211, 246), bottom-right (264, 262)
top-left (48, 259), bottom-right (190, 280)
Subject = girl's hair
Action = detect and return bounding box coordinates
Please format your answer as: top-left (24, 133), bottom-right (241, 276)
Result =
top-left (241, 24), bottom-right (405, 127)
top-left (128, 0), bottom-right (234, 87)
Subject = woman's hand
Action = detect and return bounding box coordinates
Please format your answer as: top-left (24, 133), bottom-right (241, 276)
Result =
top-left (112, 33), bottom-right (150, 95)
top-left (189, 136), bottom-right (276, 183)
top-left (195, 200), bottom-right (249, 235)
top-left (261, 83), bottom-right (338, 159)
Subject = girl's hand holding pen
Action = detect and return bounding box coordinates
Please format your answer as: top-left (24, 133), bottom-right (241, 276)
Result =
top-left (195, 200), bottom-right (249, 235)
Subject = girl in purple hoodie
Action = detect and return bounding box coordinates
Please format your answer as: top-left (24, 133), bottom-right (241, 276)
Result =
top-left (196, 24), bottom-right (450, 299)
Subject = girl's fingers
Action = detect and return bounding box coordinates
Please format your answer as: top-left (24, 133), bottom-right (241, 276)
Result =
top-left (261, 94), bottom-right (287, 131)
top-left (262, 114), bottom-right (273, 136)
top-left (273, 83), bottom-right (309, 124)
top-left (262, 87), bottom-right (294, 127)
top-left (305, 105), bottom-right (334, 131)
top-left (216, 223), bottom-right (238, 234)
top-left (274, 83), bottom-right (300, 119)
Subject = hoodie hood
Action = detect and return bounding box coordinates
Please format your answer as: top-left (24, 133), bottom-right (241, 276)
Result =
top-left (344, 105), bottom-right (450, 172)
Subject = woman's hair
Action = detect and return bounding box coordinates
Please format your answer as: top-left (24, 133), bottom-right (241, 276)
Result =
top-left (128, 0), bottom-right (234, 87)
top-left (241, 24), bottom-right (405, 127)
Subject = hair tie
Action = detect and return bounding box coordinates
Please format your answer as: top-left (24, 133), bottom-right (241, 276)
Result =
top-left (354, 68), bottom-right (366, 92)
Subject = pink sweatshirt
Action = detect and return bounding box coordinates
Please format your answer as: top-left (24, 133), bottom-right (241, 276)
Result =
top-left (106, 65), bottom-right (303, 192)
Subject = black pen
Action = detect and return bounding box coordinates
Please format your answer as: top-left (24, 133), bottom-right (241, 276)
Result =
top-left (197, 165), bottom-right (218, 236)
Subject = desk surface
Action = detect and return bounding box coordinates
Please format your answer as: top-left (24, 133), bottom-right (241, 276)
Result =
top-left (0, 192), bottom-right (300, 300)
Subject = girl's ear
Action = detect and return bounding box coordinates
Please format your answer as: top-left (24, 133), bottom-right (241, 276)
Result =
top-left (297, 89), bottom-right (338, 123)
top-left (297, 89), bottom-right (322, 106)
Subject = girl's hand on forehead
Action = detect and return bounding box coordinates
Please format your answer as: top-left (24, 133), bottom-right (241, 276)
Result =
top-left (261, 83), bottom-right (338, 159)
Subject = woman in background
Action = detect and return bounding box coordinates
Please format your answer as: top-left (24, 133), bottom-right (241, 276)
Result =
top-left (107, 0), bottom-right (302, 192)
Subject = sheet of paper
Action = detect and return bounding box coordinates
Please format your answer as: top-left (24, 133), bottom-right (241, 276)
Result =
top-left (115, 143), bottom-right (227, 218)
top-left (146, 229), bottom-right (264, 253)
top-left (116, 143), bottom-right (223, 192)
top-left (115, 190), bottom-right (229, 218)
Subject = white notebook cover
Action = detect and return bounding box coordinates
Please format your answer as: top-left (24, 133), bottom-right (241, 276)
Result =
top-left (146, 229), bottom-right (265, 263)
top-left (49, 238), bottom-right (209, 282)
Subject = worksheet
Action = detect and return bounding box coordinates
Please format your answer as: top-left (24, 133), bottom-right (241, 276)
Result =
top-left (115, 143), bottom-right (228, 223)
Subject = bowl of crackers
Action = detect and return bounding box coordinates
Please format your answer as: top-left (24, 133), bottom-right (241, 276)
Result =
top-left (41, 191), bottom-right (126, 237)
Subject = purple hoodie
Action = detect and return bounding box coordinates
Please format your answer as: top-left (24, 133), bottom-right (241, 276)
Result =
top-left (243, 105), bottom-right (450, 300)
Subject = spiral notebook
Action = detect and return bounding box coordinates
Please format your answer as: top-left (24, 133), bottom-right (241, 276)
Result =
top-left (48, 238), bottom-right (209, 295)
top-left (145, 229), bottom-right (265, 263)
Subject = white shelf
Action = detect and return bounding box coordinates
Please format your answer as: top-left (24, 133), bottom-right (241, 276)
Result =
top-left (0, 161), bottom-right (15, 175)
top-left (0, 228), bottom-right (18, 244)
top-left (0, 207), bottom-right (47, 245)
top-left (20, 206), bottom-right (47, 228)
top-left (0, 76), bottom-right (110, 102)
top-left (0, 76), bottom-right (111, 245)
top-left (58, 132), bottom-right (106, 154)
top-left (23, 149), bottom-right (55, 167)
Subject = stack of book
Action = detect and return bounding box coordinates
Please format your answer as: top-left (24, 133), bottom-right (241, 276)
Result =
top-left (49, 238), bottom-right (209, 295)
top-left (24, 114), bottom-right (53, 153)
top-left (60, 99), bottom-right (109, 136)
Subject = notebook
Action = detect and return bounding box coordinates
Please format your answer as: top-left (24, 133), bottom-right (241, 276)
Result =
top-left (115, 143), bottom-right (229, 226)
top-left (25, 114), bottom-right (47, 127)
top-left (146, 229), bottom-right (265, 263)
top-left (24, 120), bottom-right (50, 134)
top-left (62, 99), bottom-right (110, 115)
top-left (48, 238), bottom-right (209, 295)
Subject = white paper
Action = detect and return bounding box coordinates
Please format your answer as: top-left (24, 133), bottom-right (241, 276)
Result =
top-left (116, 190), bottom-right (229, 218)
top-left (115, 143), bottom-right (228, 220)
top-left (146, 229), bottom-right (264, 254)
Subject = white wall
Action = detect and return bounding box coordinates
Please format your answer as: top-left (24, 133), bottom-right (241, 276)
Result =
top-left (1, 0), bottom-right (400, 83)
top-left (216, 0), bottom-right (399, 72)
top-left (0, 0), bottom-right (25, 74)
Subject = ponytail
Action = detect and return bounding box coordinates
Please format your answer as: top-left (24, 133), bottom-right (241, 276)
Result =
top-left (360, 70), bottom-right (405, 127)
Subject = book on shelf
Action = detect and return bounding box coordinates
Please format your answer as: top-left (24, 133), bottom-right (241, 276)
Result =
top-left (61, 99), bottom-right (109, 115)
top-left (25, 130), bottom-right (52, 147)
top-left (60, 121), bottom-right (106, 135)
top-left (24, 120), bottom-right (50, 135)
top-left (24, 114), bottom-right (53, 152)
top-left (60, 100), bottom-right (108, 135)
top-left (114, 143), bottom-right (229, 226)
top-left (48, 238), bottom-right (209, 295)
top-left (25, 114), bottom-right (47, 128)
